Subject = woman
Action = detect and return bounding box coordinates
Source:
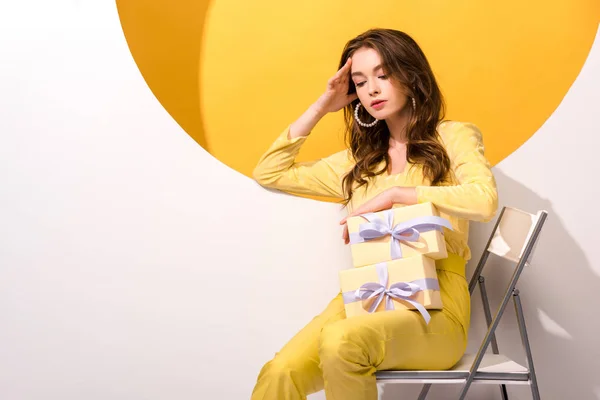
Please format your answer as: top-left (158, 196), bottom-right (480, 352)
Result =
top-left (250, 28), bottom-right (498, 400)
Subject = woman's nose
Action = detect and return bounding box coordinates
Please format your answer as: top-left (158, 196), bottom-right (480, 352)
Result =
top-left (368, 81), bottom-right (380, 97)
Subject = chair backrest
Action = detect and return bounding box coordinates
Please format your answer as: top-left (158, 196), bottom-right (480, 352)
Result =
top-left (468, 206), bottom-right (548, 294)
top-left (487, 207), bottom-right (547, 264)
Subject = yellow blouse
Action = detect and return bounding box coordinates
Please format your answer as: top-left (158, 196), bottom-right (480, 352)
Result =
top-left (253, 121), bottom-right (498, 261)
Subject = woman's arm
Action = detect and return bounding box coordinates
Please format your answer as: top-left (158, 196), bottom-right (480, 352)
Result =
top-left (252, 121), bottom-right (352, 199)
top-left (341, 122), bottom-right (498, 224)
top-left (413, 121), bottom-right (498, 222)
top-left (253, 58), bottom-right (358, 199)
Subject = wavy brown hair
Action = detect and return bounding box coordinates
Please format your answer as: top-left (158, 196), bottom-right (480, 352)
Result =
top-left (339, 29), bottom-right (451, 206)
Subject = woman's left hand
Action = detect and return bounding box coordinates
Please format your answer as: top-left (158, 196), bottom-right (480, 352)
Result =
top-left (340, 187), bottom-right (417, 243)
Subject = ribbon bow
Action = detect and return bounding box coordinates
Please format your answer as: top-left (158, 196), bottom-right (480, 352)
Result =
top-left (349, 209), bottom-right (453, 259)
top-left (342, 262), bottom-right (439, 324)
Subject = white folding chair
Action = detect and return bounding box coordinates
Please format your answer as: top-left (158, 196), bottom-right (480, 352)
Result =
top-left (375, 206), bottom-right (549, 399)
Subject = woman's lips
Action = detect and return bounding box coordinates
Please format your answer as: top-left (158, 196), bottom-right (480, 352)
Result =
top-left (371, 100), bottom-right (387, 110)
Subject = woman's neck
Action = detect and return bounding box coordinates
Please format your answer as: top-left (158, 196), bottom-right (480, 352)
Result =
top-left (385, 107), bottom-right (411, 145)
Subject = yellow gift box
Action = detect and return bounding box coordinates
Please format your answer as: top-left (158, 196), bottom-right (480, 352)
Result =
top-left (339, 255), bottom-right (442, 323)
top-left (347, 202), bottom-right (452, 268)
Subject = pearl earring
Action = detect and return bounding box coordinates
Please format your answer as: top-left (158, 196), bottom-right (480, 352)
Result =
top-left (412, 97), bottom-right (416, 111)
top-left (354, 103), bottom-right (379, 128)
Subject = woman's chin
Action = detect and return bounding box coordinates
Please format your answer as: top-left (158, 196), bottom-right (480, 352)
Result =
top-left (372, 111), bottom-right (392, 121)
top-left (375, 108), bottom-right (406, 122)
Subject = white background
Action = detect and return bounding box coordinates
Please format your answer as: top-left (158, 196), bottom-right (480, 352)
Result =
top-left (1, 2), bottom-right (599, 399)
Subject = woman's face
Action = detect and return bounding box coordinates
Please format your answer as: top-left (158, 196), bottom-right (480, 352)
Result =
top-left (350, 47), bottom-right (409, 121)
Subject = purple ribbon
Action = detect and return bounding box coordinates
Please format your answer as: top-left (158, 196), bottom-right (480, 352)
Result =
top-left (348, 209), bottom-right (453, 259)
top-left (342, 262), bottom-right (439, 324)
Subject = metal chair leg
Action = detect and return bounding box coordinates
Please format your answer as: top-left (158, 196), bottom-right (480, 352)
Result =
top-left (513, 290), bottom-right (541, 400)
top-left (500, 385), bottom-right (510, 399)
top-left (457, 273), bottom-right (522, 398)
top-left (479, 276), bottom-right (509, 400)
top-left (417, 384), bottom-right (431, 400)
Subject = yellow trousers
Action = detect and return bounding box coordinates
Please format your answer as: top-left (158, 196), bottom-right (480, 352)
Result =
top-left (251, 254), bottom-right (470, 400)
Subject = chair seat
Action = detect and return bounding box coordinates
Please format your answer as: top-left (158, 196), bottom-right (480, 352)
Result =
top-left (375, 353), bottom-right (530, 384)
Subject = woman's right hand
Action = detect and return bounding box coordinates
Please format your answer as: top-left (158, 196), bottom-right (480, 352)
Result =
top-left (288, 58), bottom-right (358, 140)
top-left (314, 58), bottom-right (358, 115)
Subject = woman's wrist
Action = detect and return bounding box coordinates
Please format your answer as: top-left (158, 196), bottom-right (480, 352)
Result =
top-left (289, 104), bottom-right (327, 140)
top-left (391, 186), bottom-right (418, 205)
top-left (309, 101), bottom-right (328, 120)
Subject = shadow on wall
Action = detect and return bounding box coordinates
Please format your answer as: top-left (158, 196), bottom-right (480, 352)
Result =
top-left (380, 168), bottom-right (600, 400)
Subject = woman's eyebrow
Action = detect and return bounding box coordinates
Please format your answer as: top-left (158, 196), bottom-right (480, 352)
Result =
top-left (351, 64), bottom-right (383, 78)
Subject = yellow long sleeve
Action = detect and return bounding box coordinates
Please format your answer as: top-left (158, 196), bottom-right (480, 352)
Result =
top-left (415, 122), bottom-right (498, 222)
top-left (252, 125), bottom-right (354, 199)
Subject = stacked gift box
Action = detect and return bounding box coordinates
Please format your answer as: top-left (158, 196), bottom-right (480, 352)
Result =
top-left (339, 202), bottom-right (453, 324)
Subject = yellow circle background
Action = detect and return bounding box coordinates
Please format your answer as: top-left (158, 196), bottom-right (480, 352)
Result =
top-left (117, 0), bottom-right (599, 198)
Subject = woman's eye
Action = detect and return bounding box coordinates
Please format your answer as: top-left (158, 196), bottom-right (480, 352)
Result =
top-left (355, 76), bottom-right (385, 87)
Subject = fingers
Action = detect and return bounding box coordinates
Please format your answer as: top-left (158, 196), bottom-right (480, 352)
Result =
top-left (340, 58), bottom-right (352, 82)
top-left (339, 57), bottom-right (352, 73)
top-left (342, 223), bottom-right (349, 244)
top-left (327, 59), bottom-right (353, 92)
top-left (345, 209), bottom-right (360, 221)
top-left (333, 58), bottom-right (352, 81)
top-left (340, 210), bottom-right (358, 224)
